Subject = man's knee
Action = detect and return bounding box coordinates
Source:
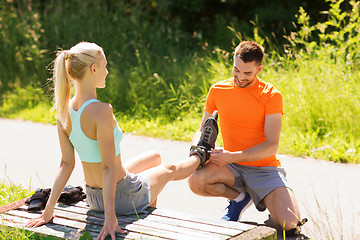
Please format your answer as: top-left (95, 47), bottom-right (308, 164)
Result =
top-left (188, 170), bottom-right (207, 195)
top-left (265, 187), bottom-right (301, 231)
top-left (277, 212), bottom-right (301, 231)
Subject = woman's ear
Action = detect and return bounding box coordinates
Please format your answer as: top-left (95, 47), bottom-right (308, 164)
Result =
top-left (90, 64), bottom-right (96, 74)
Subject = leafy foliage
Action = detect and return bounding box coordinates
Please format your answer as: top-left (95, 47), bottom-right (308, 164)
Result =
top-left (275, 0), bottom-right (360, 163)
top-left (0, 0), bottom-right (359, 163)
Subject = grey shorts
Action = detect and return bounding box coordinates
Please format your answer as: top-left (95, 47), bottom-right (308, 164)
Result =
top-left (86, 171), bottom-right (151, 215)
top-left (226, 163), bottom-right (291, 212)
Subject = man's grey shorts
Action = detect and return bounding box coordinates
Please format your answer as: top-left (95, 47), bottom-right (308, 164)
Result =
top-left (86, 171), bottom-right (151, 215)
top-left (226, 163), bottom-right (291, 212)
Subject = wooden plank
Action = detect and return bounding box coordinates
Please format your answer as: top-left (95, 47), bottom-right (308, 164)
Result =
top-left (230, 226), bottom-right (277, 240)
top-left (75, 201), bottom-right (253, 232)
top-left (52, 204), bottom-right (241, 239)
top-left (142, 214), bottom-right (242, 236)
top-left (73, 202), bottom-right (263, 240)
top-left (2, 210), bottom-right (168, 240)
top-left (151, 208), bottom-right (255, 231)
top-left (52, 207), bottom-right (225, 240)
top-left (1, 214), bottom-right (93, 239)
top-left (2, 216), bottom-right (164, 240)
top-left (53, 205), bottom-right (237, 239)
top-left (58, 201), bottom-right (253, 234)
top-left (6, 207), bottom-right (208, 240)
top-left (16, 205), bottom-right (233, 239)
top-left (0, 197), bottom-right (29, 214)
top-left (131, 219), bottom-right (230, 240)
top-left (1, 200), bottom-right (276, 240)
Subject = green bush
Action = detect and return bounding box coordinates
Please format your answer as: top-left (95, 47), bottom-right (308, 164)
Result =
top-left (0, 0), bottom-right (48, 93)
top-left (274, 0), bottom-right (360, 163)
top-left (0, 0), bottom-right (359, 163)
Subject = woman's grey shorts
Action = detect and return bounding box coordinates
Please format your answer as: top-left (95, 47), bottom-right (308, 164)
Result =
top-left (86, 171), bottom-right (151, 215)
top-left (226, 163), bottom-right (291, 212)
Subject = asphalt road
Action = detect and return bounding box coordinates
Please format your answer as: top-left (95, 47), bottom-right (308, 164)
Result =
top-left (0, 118), bottom-right (359, 239)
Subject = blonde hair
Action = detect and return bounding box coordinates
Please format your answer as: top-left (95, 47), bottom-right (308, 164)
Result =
top-left (53, 42), bottom-right (104, 128)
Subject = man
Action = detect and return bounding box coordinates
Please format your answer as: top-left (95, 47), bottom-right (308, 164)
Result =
top-left (188, 41), bottom-right (304, 234)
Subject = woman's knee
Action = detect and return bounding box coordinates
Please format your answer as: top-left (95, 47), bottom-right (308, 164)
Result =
top-left (147, 150), bottom-right (162, 167)
top-left (162, 163), bottom-right (177, 175)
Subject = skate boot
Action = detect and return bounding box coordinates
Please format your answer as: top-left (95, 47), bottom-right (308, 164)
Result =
top-left (190, 110), bottom-right (219, 168)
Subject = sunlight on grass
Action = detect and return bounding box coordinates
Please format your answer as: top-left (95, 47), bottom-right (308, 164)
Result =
top-left (0, 0), bottom-right (359, 164)
top-left (8, 103), bottom-right (57, 125)
top-left (117, 113), bottom-right (224, 146)
top-left (0, 181), bottom-right (35, 240)
top-left (302, 191), bottom-right (360, 240)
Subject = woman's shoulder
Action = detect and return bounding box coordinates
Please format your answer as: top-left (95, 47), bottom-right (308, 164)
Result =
top-left (92, 101), bottom-right (113, 114)
top-left (86, 101), bottom-right (114, 123)
top-left (92, 101), bottom-right (113, 109)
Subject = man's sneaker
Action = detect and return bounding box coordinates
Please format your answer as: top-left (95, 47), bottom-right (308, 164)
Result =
top-left (190, 111), bottom-right (219, 167)
top-left (221, 192), bottom-right (252, 222)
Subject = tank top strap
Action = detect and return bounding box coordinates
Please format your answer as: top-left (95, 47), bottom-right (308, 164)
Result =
top-left (77, 99), bottom-right (100, 115)
top-left (70, 99), bottom-right (100, 127)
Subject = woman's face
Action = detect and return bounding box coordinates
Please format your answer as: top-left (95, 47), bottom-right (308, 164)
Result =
top-left (94, 52), bottom-right (108, 89)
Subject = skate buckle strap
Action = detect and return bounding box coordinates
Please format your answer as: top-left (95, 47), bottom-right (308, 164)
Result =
top-left (189, 145), bottom-right (210, 169)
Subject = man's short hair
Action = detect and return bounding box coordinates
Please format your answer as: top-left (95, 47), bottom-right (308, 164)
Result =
top-left (234, 41), bottom-right (264, 65)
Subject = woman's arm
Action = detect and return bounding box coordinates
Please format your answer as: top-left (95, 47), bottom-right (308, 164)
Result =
top-left (26, 120), bottom-right (75, 227)
top-left (95, 103), bottom-right (125, 239)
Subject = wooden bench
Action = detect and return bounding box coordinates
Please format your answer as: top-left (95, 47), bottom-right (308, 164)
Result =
top-left (0, 197), bottom-right (276, 240)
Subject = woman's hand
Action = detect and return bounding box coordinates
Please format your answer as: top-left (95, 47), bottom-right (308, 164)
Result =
top-left (96, 217), bottom-right (127, 240)
top-left (25, 212), bottom-right (55, 228)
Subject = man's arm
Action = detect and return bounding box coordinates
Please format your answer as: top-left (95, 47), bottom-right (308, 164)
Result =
top-left (210, 113), bottom-right (282, 166)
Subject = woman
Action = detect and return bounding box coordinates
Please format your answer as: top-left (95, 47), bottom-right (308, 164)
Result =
top-left (26, 42), bottom-right (205, 240)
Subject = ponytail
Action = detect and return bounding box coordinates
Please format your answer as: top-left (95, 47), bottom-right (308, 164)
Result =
top-left (53, 51), bottom-right (70, 128)
top-left (52, 42), bottom-right (103, 128)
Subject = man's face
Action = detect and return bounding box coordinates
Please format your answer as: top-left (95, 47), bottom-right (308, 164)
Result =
top-left (232, 56), bottom-right (262, 88)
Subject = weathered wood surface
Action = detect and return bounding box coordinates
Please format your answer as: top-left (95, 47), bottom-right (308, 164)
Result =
top-left (0, 198), bottom-right (276, 239)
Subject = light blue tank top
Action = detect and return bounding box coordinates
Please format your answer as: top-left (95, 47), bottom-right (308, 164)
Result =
top-left (69, 99), bottom-right (123, 163)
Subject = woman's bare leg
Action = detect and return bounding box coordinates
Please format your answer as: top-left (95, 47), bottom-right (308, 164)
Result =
top-left (124, 150), bottom-right (161, 174)
top-left (138, 155), bottom-right (200, 207)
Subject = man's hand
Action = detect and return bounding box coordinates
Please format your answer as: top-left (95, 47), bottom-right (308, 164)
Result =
top-left (209, 148), bottom-right (233, 167)
top-left (96, 217), bottom-right (127, 240)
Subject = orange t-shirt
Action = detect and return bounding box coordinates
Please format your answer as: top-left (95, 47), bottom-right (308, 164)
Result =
top-left (205, 78), bottom-right (283, 167)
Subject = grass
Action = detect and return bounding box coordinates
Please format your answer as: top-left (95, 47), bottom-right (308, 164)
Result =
top-left (1, 0), bottom-right (359, 239)
top-left (269, 55), bottom-right (360, 164)
top-left (0, 181), bottom-right (94, 239)
top-left (1, 0), bottom-right (360, 164)
top-left (0, 181), bottom-right (35, 240)
top-left (301, 191), bottom-right (360, 240)
top-left (1, 48), bottom-right (359, 164)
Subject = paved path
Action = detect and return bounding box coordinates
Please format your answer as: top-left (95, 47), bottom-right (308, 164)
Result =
top-left (0, 118), bottom-right (359, 239)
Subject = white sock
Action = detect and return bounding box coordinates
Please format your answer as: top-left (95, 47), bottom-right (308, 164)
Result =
top-left (233, 192), bottom-right (246, 203)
